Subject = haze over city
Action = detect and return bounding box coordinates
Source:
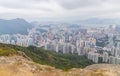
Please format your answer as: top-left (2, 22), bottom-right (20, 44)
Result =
top-left (1, 0), bottom-right (120, 76)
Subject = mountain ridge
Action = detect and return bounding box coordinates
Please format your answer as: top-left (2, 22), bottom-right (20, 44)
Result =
top-left (0, 18), bottom-right (32, 35)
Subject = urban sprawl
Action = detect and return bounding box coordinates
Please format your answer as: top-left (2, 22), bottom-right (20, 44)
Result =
top-left (0, 24), bottom-right (120, 64)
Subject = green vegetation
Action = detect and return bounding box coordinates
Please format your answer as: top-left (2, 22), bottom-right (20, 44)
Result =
top-left (0, 44), bottom-right (17, 56)
top-left (0, 43), bottom-right (93, 70)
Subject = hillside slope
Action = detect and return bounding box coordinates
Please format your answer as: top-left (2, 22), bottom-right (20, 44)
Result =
top-left (0, 55), bottom-right (119, 76)
top-left (0, 43), bottom-right (119, 76)
top-left (0, 43), bottom-right (93, 70)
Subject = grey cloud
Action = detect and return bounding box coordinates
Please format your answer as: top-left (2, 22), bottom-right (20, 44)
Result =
top-left (0, 0), bottom-right (120, 21)
top-left (0, 0), bottom-right (49, 8)
top-left (0, 0), bottom-right (52, 12)
top-left (56, 0), bottom-right (105, 9)
top-left (0, 0), bottom-right (31, 9)
top-left (0, 0), bottom-right (104, 10)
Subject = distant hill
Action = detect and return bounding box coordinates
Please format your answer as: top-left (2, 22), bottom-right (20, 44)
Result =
top-left (81, 18), bottom-right (120, 24)
top-left (0, 18), bottom-right (32, 35)
top-left (72, 18), bottom-right (120, 25)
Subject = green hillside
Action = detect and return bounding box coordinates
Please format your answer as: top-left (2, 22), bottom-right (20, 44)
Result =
top-left (0, 43), bottom-right (93, 70)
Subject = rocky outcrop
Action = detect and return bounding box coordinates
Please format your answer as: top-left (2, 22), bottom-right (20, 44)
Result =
top-left (0, 55), bottom-right (119, 76)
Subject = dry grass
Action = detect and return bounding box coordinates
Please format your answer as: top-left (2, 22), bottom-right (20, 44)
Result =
top-left (0, 56), bottom-right (119, 76)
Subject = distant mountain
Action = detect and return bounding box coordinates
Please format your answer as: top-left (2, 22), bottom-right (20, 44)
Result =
top-left (74, 18), bottom-right (120, 25)
top-left (0, 18), bottom-right (32, 35)
top-left (82, 18), bottom-right (120, 24)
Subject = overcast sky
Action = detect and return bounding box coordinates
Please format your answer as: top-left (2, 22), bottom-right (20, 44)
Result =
top-left (0, 0), bottom-right (120, 22)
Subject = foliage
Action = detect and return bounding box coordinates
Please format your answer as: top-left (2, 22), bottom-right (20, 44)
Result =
top-left (0, 44), bottom-right (17, 56)
top-left (0, 43), bottom-right (93, 70)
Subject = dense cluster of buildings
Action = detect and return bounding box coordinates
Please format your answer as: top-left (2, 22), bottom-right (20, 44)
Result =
top-left (0, 24), bottom-right (120, 64)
